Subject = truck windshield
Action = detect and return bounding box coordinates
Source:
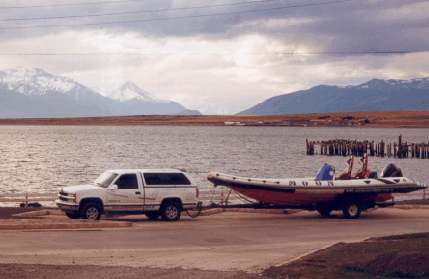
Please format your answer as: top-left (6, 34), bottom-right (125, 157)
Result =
top-left (94, 172), bottom-right (118, 188)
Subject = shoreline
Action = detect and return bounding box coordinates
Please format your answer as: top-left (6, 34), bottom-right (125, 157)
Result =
top-left (0, 111), bottom-right (429, 128)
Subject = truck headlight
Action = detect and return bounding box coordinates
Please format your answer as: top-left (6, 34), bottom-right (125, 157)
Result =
top-left (69, 193), bottom-right (77, 203)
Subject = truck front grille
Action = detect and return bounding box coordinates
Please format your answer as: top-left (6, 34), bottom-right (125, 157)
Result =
top-left (59, 191), bottom-right (68, 196)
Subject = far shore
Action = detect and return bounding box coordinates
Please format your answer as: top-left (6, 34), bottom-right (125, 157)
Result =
top-left (1, 111), bottom-right (429, 128)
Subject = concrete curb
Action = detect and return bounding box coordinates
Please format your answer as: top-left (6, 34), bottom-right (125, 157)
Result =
top-left (395, 205), bottom-right (429, 210)
top-left (0, 220), bottom-right (133, 230)
top-left (12, 210), bottom-right (50, 218)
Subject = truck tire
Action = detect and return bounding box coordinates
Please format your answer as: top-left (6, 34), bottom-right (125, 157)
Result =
top-left (80, 202), bottom-right (101, 220)
top-left (316, 206), bottom-right (332, 218)
top-left (342, 202), bottom-right (361, 219)
top-left (145, 211), bottom-right (160, 220)
top-left (65, 211), bottom-right (80, 219)
top-left (160, 201), bottom-right (181, 221)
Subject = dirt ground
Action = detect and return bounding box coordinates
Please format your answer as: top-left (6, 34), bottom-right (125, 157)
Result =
top-left (263, 232), bottom-right (429, 279)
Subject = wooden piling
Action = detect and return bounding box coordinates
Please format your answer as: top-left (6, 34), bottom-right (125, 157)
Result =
top-left (305, 136), bottom-right (429, 159)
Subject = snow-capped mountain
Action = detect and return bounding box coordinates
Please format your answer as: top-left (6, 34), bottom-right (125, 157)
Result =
top-left (110, 81), bottom-right (166, 103)
top-left (0, 68), bottom-right (78, 96)
top-left (240, 77), bottom-right (429, 115)
top-left (104, 81), bottom-right (186, 115)
top-left (0, 68), bottom-right (191, 118)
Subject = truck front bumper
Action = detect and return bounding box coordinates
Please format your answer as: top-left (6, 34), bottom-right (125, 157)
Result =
top-left (55, 200), bottom-right (79, 212)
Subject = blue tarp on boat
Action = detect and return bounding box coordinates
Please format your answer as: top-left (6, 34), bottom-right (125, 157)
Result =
top-left (315, 163), bottom-right (334, 181)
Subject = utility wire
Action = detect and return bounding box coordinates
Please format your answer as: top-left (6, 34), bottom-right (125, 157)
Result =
top-left (0, 0), bottom-right (143, 9)
top-left (0, 0), bottom-right (287, 22)
top-left (0, 50), bottom-right (425, 56)
top-left (0, 0), bottom-right (353, 30)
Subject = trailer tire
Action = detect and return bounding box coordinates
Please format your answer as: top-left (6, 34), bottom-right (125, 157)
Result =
top-left (145, 211), bottom-right (160, 220)
top-left (342, 202), bottom-right (361, 219)
top-left (317, 207), bottom-right (332, 218)
top-left (160, 200), bottom-right (181, 221)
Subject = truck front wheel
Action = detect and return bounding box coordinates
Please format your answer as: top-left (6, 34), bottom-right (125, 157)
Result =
top-left (80, 202), bottom-right (101, 220)
top-left (342, 202), bottom-right (361, 219)
top-left (160, 201), bottom-right (181, 221)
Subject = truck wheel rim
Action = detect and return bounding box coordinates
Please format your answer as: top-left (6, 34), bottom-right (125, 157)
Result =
top-left (166, 206), bottom-right (178, 219)
top-left (86, 207), bottom-right (99, 220)
top-left (348, 205), bottom-right (358, 216)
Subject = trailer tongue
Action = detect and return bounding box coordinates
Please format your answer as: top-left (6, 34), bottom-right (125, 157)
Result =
top-left (207, 158), bottom-right (426, 219)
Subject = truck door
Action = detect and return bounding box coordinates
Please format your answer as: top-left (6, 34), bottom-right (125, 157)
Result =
top-left (141, 172), bottom-right (161, 211)
top-left (106, 172), bottom-right (144, 211)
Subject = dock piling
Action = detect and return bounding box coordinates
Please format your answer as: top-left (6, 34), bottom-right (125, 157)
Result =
top-left (306, 136), bottom-right (429, 159)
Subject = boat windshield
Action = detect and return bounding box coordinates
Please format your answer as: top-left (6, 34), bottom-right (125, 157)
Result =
top-left (315, 163), bottom-right (335, 181)
top-left (94, 172), bottom-right (118, 188)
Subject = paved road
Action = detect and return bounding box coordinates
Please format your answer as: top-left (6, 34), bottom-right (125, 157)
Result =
top-left (0, 208), bottom-right (428, 272)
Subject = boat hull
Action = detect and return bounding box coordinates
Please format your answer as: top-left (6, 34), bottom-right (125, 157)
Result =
top-left (207, 172), bottom-right (425, 208)
top-left (229, 186), bottom-right (339, 206)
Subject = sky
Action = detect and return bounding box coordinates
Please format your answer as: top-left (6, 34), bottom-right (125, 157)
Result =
top-left (0, 0), bottom-right (428, 114)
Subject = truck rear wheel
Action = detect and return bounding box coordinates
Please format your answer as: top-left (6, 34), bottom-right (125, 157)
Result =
top-left (342, 202), bottom-right (361, 219)
top-left (80, 202), bottom-right (101, 220)
top-left (145, 211), bottom-right (160, 220)
top-left (160, 201), bottom-right (181, 221)
top-left (65, 211), bottom-right (80, 219)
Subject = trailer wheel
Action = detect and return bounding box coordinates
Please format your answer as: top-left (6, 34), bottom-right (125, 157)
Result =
top-left (342, 202), bottom-right (361, 219)
top-left (145, 211), bottom-right (160, 220)
top-left (317, 207), bottom-right (332, 218)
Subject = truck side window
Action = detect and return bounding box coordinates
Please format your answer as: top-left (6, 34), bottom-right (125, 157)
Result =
top-left (115, 174), bottom-right (138, 189)
top-left (144, 173), bottom-right (191, 186)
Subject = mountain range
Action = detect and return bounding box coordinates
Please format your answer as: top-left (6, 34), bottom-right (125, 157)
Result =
top-left (0, 68), bottom-right (197, 118)
top-left (240, 78), bottom-right (429, 115)
top-left (1, 68), bottom-right (429, 117)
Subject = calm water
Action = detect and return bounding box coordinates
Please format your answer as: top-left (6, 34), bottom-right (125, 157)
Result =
top-left (0, 125), bottom-right (428, 195)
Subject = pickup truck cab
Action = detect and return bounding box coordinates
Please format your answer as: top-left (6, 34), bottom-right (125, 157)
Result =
top-left (56, 169), bottom-right (198, 221)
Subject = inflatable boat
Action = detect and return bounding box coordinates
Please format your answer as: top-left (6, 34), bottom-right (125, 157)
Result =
top-left (207, 156), bottom-right (426, 219)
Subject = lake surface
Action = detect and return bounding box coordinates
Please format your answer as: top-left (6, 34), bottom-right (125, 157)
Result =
top-left (0, 125), bottom-right (428, 197)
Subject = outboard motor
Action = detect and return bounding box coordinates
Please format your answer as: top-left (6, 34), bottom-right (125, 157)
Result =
top-left (381, 163), bottom-right (403, 177)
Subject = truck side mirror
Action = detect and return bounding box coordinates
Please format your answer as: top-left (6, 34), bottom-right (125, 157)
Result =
top-left (109, 184), bottom-right (118, 190)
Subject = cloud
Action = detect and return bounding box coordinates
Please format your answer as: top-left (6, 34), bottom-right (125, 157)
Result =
top-left (0, 0), bottom-right (428, 113)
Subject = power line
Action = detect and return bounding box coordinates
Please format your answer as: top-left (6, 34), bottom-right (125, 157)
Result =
top-left (0, 50), bottom-right (425, 56)
top-left (0, 0), bottom-right (353, 30)
top-left (0, 0), bottom-right (143, 9)
top-left (0, 0), bottom-right (287, 22)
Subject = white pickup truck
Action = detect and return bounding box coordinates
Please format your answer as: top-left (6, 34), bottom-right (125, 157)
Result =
top-left (56, 169), bottom-right (199, 221)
